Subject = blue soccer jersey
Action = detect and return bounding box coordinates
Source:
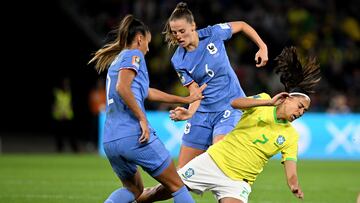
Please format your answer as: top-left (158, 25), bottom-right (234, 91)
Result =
top-left (103, 49), bottom-right (154, 143)
top-left (172, 23), bottom-right (246, 112)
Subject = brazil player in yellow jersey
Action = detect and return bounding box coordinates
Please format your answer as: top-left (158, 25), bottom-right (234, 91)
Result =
top-left (137, 46), bottom-right (321, 203)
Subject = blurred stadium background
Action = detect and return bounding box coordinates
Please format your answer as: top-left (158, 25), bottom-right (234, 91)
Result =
top-left (0, 0), bottom-right (359, 202)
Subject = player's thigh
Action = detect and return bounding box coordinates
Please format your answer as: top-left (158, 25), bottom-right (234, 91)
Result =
top-left (103, 140), bottom-right (144, 196)
top-left (213, 134), bottom-right (226, 144)
top-left (178, 145), bottom-right (205, 168)
top-left (212, 177), bottom-right (251, 203)
top-left (103, 139), bottom-right (138, 180)
top-left (120, 169), bottom-right (144, 198)
top-left (219, 197), bottom-right (244, 203)
top-left (104, 135), bottom-right (171, 179)
top-left (134, 137), bottom-right (173, 178)
top-left (153, 160), bottom-right (184, 193)
top-left (177, 152), bottom-right (223, 195)
top-left (182, 112), bottom-right (213, 150)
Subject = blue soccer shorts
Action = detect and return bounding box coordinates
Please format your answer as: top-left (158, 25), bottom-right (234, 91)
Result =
top-left (182, 108), bottom-right (242, 150)
top-left (103, 132), bottom-right (172, 180)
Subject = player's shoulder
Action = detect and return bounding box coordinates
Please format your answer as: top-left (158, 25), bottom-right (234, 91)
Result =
top-left (198, 23), bottom-right (231, 36)
top-left (216, 23), bottom-right (231, 30)
top-left (172, 46), bottom-right (182, 58)
top-left (197, 24), bottom-right (217, 38)
top-left (287, 126), bottom-right (300, 143)
top-left (171, 47), bottom-right (183, 67)
top-left (125, 49), bottom-right (144, 58)
top-left (288, 124), bottom-right (299, 135)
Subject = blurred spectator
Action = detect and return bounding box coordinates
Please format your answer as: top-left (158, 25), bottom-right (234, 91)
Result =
top-left (88, 77), bottom-right (106, 151)
top-left (64, 0), bottom-right (360, 112)
top-left (327, 93), bottom-right (351, 114)
top-left (52, 77), bottom-right (79, 153)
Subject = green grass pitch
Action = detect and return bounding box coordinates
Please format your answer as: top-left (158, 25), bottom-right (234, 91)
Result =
top-left (0, 154), bottom-right (359, 203)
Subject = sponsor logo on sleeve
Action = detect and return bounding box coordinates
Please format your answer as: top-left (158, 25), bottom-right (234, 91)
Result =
top-left (177, 71), bottom-right (186, 83)
top-left (219, 23), bottom-right (230, 29)
top-left (132, 56), bottom-right (140, 68)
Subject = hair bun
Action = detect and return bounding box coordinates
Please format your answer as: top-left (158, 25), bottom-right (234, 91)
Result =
top-left (176, 2), bottom-right (188, 9)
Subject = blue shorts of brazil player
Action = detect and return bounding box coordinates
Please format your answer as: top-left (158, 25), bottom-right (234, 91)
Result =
top-left (103, 132), bottom-right (172, 180)
top-left (182, 109), bottom-right (242, 150)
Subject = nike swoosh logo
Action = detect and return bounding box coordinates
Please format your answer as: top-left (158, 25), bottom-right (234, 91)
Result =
top-left (189, 65), bottom-right (196, 74)
top-left (220, 118), bottom-right (230, 123)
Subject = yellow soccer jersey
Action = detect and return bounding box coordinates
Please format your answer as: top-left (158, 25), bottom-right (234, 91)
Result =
top-left (207, 93), bottom-right (299, 185)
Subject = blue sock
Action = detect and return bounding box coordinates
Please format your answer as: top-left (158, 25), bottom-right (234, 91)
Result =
top-left (172, 185), bottom-right (195, 203)
top-left (104, 188), bottom-right (135, 203)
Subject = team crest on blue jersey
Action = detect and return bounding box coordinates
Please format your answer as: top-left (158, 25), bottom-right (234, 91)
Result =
top-left (132, 56), bottom-right (140, 68)
top-left (276, 135), bottom-right (286, 145)
top-left (207, 43), bottom-right (218, 55)
top-left (181, 168), bottom-right (195, 179)
top-left (177, 71), bottom-right (186, 83)
top-left (184, 122), bottom-right (191, 134)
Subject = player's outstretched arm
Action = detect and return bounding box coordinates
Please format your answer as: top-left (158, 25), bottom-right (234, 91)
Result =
top-left (169, 82), bottom-right (203, 121)
top-left (231, 92), bottom-right (289, 110)
top-left (147, 83), bottom-right (206, 104)
top-left (284, 160), bottom-right (304, 200)
top-left (229, 21), bottom-right (268, 67)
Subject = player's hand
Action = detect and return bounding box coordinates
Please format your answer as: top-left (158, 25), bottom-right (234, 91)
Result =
top-left (138, 120), bottom-right (150, 143)
top-left (255, 47), bottom-right (268, 67)
top-left (271, 92), bottom-right (289, 106)
top-left (185, 83), bottom-right (207, 103)
top-left (291, 185), bottom-right (304, 200)
top-left (169, 106), bottom-right (192, 121)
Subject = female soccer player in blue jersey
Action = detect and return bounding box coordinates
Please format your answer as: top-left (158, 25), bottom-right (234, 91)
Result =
top-left (88, 14), bottom-right (206, 203)
top-left (137, 46), bottom-right (321, 203)
top-left (165, 2), bottom-right (269, 168)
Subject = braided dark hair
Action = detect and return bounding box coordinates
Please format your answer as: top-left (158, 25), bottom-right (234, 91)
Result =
top-left (274, 46), bottom-right (321, 94)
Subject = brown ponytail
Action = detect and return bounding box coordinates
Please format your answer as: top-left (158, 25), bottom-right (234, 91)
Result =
top-left (274, 46), bottom-right (321, 94)
top-left (88, 14), bottom-right (149, 73)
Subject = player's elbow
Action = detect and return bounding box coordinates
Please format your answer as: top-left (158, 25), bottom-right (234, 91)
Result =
top-left (230, 98), bottom-right (244, 109)
top-left (230, 100), bottom-right (237, 108)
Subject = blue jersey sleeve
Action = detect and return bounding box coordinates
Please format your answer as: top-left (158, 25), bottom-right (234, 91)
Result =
top-left (211, 23), bottom-right (232, 41)
top-left (117, 50), bottom-right (144, 74)
top-left (171, 52), bottom-right (194, 86)
top-left (171, 60), bottom-right (194, 86)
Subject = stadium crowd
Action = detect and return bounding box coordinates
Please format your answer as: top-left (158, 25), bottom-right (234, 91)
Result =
top-left (63, 0), bottom-right (359, 112)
